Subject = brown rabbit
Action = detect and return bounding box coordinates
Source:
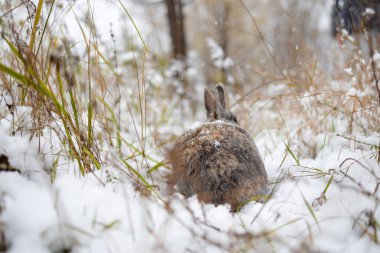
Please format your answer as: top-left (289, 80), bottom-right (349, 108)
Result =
top-left (168, 85), bottom-right (268, 211)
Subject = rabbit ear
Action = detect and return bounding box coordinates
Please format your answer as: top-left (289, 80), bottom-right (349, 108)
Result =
top-left (204, 89), bottom-right (217, 119)
top-left (216, 85), bottom-right (226, 109)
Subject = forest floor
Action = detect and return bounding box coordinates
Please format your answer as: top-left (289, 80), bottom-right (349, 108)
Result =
top-left (0, 1), bottom-right (379, 253)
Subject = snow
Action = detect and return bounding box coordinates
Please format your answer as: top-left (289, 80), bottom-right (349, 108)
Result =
top-left (1, 0), bottom-right (379, 252)
top-left (1, 175), bottom-right (57, 253)
top-left (214, 140), bottom-right (221, 149)
top-left (0, 101), bottom-right (378, 252)
top-left (206, 38), bottom-right (234, 70)
top-left (365, 8), bottom-right (376, 15)
top-left (344, 67), bottom-right (353, 76)
top-left (373, 52), bottom-right (380, 63)
top-left (190, 121), bottom-right (203, 130)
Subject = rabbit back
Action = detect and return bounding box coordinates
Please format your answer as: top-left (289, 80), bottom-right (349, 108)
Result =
top-left (168, 121), bottom-right (267, 209)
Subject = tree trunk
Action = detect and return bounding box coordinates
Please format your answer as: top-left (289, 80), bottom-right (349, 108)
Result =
top-left (165, 0), bottom-right (187, 60)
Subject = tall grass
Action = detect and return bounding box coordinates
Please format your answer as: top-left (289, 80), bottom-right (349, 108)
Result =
top-left (0, 1), bottom-right (160, 193)
top-left (0, 0), bottom-right (379, 251)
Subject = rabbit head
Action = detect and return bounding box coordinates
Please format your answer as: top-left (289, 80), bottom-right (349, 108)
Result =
top-left (205, 85), bottom-right (238, 124)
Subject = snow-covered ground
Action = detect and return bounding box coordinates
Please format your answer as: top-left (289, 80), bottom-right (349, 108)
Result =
top-left (1, 0), bottom-right (379, 253)
top-left (0, 95), bottom-right (379, 253)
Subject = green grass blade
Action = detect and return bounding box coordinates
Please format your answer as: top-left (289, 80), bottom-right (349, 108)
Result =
top-left (3, 37), bottom-right (23, 60)
top-left (55, 64), bottom-right (66, 108)
top-left (118, 0), bottom-right (147, 51)
top-left (101, 220), bottom-right (121, 231)
top-left (323, 175), bottom-right (334, 195)
top-left (120, 157), bottom-right (154, 190)
top-left (37, 0), bottom-right (56, 55)
top-left (0, 63), bottom-right (28, 84)
top-left (285, 142), bottom-right (300, 165)
top-left (69, 86), bottom-right (80, 129)
top-left (301, 193), bottom-right (320, 228)
top-left (29, 0), bottom-right (44, 50)
top-left (263, 218), bottom-right (302, 236)
top-left (82, 147), bottom-right (100, 170)
top-left (147, 160), bottom-right (165, 174)
top-left (98, 97), bottom-right (122, 153)
top-left (87, 102), bottom-right (93, 147)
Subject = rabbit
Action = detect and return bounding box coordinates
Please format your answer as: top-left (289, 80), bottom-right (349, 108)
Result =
top-left (167, 85), bottom-right (268, 211)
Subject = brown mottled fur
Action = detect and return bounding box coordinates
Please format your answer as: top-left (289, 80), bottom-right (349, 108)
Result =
top-left (167, 85), bottom-right (268, 211)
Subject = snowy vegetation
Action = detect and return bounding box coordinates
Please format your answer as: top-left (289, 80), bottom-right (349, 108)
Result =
top-left (0, 0), bottom-right (379, 252)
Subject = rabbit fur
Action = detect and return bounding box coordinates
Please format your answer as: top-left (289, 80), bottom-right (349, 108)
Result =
top-left (168, 85), bottom-right (267, 211)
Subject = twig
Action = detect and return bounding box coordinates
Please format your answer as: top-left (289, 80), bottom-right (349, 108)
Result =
top-left (367, 33), bottom-right (380, 163)
top-left (336, 134), bottom-right (379, 148)
top-left (0, 0), bottom-right (28, 19)
top-left (340, 157), bottom-right (379, 180)
top-left (238, 0), bottom-right (287, 81)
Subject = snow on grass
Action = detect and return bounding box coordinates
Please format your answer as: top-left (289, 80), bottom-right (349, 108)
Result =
top-left (0, 0), bottom-right (379, 252)
top-left (0, 103), bottom-right (378, 252)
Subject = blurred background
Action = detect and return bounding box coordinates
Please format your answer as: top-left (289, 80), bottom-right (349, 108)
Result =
top-left (0, 1), bottom-right (380, 252)
top-left (1, 0), bottom-right (379, 175)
